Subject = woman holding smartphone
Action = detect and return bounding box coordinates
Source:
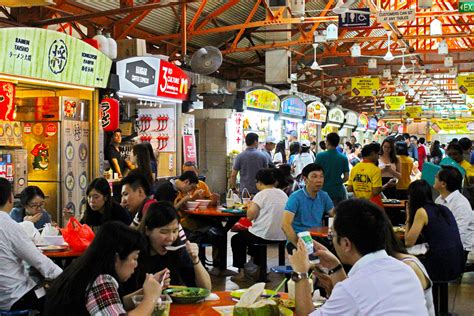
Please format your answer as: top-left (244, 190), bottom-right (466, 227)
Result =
top-left (378, 138), bottom-right (401, 199)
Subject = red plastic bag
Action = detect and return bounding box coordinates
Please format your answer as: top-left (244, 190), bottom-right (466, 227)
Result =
top-left (60, 218), bottom-right (95, 252)
top-left (231, 217), bottom-right (252, 232)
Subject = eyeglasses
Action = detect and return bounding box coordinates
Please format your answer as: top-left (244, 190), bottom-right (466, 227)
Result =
top-left (28, 202), bottom-right (45, 209)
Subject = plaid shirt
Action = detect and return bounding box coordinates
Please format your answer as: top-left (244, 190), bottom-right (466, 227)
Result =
top-left (86, 274), bottom-right (126, 316)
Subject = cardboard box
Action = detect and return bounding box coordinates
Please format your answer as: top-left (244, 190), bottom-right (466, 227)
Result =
top-left (196, 82), bottom-right (219, 94)
top-left (116, 39), bottom-right (147, 59)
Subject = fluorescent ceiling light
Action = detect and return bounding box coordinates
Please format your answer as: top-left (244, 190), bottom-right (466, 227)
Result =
top-left (0, 74), bottom-right (94, 91)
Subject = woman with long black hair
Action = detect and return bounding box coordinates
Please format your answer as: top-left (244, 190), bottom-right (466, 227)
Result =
top-left (379, 138), bottom-right (401, 198)
top-left (273, 140), bottom-right (287, 166)
top-left (44, 222), bottom-right (165, 316)
top-left (129, 143), bottom-right (154, 186)
top-left (404, 180), bottom-right (464, 281)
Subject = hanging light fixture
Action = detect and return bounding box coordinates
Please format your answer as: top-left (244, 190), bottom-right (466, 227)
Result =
top-left (368, 58), bottom-right (377, 69)
top-left (444, 56), bottom-right (453, 67)
top-left (430, 18), bottom-right (442, 36)
top-left (350, 43), bottom-right (361, 57)
top-left (438, 39), bottom-right (448, 55)
top-left (326, 24), bottom-right (338, 41)
top-left (418, 0), bottom-right (433, 9)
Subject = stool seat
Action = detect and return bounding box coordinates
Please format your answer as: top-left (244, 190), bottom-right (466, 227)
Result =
top-left (253, 241), bottom-right (286, 282)
top-left (270, 265), bottom-right (293, 274)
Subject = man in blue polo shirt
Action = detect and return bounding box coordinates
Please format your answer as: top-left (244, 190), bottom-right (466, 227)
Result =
top-left (315, 132), bottom-right (349, 206)
top-left (282, 163), bottom-right (334, 246)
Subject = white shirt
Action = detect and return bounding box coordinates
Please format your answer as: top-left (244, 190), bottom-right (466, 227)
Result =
top-left (435, 190), bottom-right (473, 251)
top-left (0, 211), bottom-right (62, 310)
top-left (273, 152), bottom-right (283, 164)
top-left (310, 250), bottom-right (428, 316)
top-left (401, 256), bottom-right (435, 316)
top-left (293, 152), bottom-right (315, 177)
top-left (248, 188), bottom-right (288, 240)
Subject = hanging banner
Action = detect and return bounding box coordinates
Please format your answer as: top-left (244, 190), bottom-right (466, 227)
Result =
top-left (457, 74), bottom-right (474, 95)
top-left (227, 112), bottom-right (244, 153)
top-left (183, 135), bottom-right (197, 163)
top-left (117, 56), bottom-right (190, 101)
top-left (245, 88), bottom-right (280, 112)
top-left (0, 81), bottom-right (15, 121)
top-left (431, 119), bottom-right (473, 134)
top-left (351, 78), bottom-right (379, 96)
top-left (384, 96), bottom-right (406, 110)
top-left (327, 107), bottom-right (344, 124)
top-left (100, 98), bottom-right (119, 132)
top-left (280, 96), bottom-right (306, 117)
top-left (306, 101), bottom-right (327, 122)
top-left (0, 28), bottom-right (111, 88)
top-left (405, 106), bottom-right (423, 118)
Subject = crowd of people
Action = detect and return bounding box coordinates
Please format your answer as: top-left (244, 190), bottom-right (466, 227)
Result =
top-left (0, 128), bottom-right (473, 315)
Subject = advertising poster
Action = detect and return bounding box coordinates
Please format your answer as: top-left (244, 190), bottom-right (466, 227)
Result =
top-left (384, 96), bottom-right (406, 110)
top-left (351, 78), bottom-right (379, 96)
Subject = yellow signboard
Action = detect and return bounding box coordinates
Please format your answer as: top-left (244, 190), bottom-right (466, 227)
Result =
top-left (351, 78), bottom-right (379, 97)
top-left (457, 75), bottom-right (474, 95)
top-left (384, 96), bottom-right (406, 110)
top-left (405, 106), bottom-right (422, 118)
top-left (245, 89), bottom-right (280, 112)
top-left (431, 119), bottom-right (473, 134)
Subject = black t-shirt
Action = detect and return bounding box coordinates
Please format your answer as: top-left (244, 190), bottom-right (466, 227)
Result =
top-left (154, 179), bottom-right (178, 203)
top-left (105, 144), bottom-right (127, 174)
top-left (122, 241), bottom-right (196, 295)
top-left (81, 201), bottom-right (131, 228)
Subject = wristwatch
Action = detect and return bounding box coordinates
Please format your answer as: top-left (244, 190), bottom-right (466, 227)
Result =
top-left (328, 264), bottom-right (343, 275)
top-left (291, 271), bottom-right (309, 282)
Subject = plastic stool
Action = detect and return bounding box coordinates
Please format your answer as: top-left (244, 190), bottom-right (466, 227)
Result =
top-left (253, 241), bottom-right (286, 282)
top-left (198, 243), bottom-right (213, 267)
top-left (270, 265), bottom-right (294, 291)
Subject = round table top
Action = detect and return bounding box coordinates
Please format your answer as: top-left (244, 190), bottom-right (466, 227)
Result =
top-left (42, 247), bottom-right (84, 258)
top-left (184, 207), bottom-right (247, 217)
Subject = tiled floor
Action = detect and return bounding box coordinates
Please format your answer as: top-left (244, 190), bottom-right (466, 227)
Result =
top-left (205, 232), bottom-right (474, 315)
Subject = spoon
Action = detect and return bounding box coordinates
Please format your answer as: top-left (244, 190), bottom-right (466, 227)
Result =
top-left (165, 244), bottom-right (186, 251)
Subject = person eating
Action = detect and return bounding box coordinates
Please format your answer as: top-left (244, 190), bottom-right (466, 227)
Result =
top-left (10, 186), bottom-right (52, 230)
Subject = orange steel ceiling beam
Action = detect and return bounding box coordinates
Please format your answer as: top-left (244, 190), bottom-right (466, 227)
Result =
top-left (117, 0), bottom-right (162, 39)
top-left (182, 2), bottom-right (187, 56)
top-left (112, 0), bottom-right (160, 30)
top-left (231, 0), bottom-right (261, 50)
top-left (194, 0), bottom-right (240, 31)
top-left (187, 0), bottom-right (207, 31)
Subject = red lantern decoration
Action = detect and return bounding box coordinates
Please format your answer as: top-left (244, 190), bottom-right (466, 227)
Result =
top-left (100, 98), bottom-right (119, 132)
top-left (0, 81), bottom-right (15, 121)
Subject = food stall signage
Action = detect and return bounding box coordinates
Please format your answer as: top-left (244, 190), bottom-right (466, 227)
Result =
top-left (351, 77), bottom-right (379, 96)
top-left (0, 28), bottom-right (111, 88)
top-left (227, 112), bottom-right (244, 153)
top-left (368, 118), bottom-right (378, 130)
top-left (344, 111), bottom-right (358, 126)
top-left (457, 74), bottom-right (474, 94)
top-left (0, 81), bottom-right (15, 121)
top-left (100, 98), bottom-right (120, 132)
top-left (357, 113), bottom-right (368, 130)
top-left (280, 96), bottom-right (306, 117)
top-left (306, 101), bottom-right (327, 122)
top-left (384, 96), bottom-right (406, 110)
top-left (245, 89), bottom-right (280, 112)
top-left (327, 107), bottom-right (344, 124)
top-left (117, 57), bottom-right (190, 101)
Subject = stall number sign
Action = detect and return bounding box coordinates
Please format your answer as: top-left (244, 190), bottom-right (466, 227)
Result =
top-left (351, 78), bottom-right (379, 97)
top-left (157, 60), bottom-right (189, 101)
top-left (457, 74), bottom-right (474, 94)
top-left (459, 1), bottom-right (474, 12)
top-left (376, 9), bottom-right (415, 23)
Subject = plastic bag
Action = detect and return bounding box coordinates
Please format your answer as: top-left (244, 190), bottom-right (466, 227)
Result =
top-left (41, 223), bottom-right (59, 238)
top-left (60, 217), bottom-right (95, 252)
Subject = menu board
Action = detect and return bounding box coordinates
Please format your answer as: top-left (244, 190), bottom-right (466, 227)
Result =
top-left (280, 96), bottom-right (306, 117)
top-left (0, 28), bottom-right (111, 88)
top-left (245, 88), bottom-right (280, 112)
top-left (306, 101), bottom-right (327, 122)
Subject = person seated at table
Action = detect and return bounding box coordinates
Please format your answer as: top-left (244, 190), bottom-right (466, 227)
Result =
top-left (80, 177), bottom-right (131, 231)
top-left (121, 173), bottom-right (154, 228)
top-left (10, 186), bottom-right (52, 230)
top-left (44, 222), bottom-right (165, 316)
top-left (347, 143), bottom-right (397, 208)
top-left (153, 171), bottom-right (201, 211)
top-left (0, 178), bottom-right (62, 312)
top-left (434, 166), bottom-right (473, 258)
top-left (231, 168), bottom-right (288, 282)
top-left (405, 179), bottom-right (465, 281)
top-left (282, 163), bottom-right (334, 247)
top-left (181, 161), bottom-right (220, 206)
top-left (123, 201), bottom-right (211, 295)
top-left (288, 199), bottom-right (428, 316)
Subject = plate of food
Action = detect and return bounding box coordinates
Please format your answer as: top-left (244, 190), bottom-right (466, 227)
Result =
top-left (273, 298), bottom-right (295, 309)
top-left (38, 245), bottom-right (68, 252)
top-left (163, 287), bottom-right (210, 304)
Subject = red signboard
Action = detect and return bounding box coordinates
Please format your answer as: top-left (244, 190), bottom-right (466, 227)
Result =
top-left (183, 134), bottom-right (197, 163)
top-left (100, 98), bottom-right (120, 132)
top-left (0, 81), bottom-right (15, 121)
top-left (157, 60), bottom-right (189, 101)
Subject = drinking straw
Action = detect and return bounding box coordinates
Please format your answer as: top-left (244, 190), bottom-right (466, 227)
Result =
top-left (270, 278), bottom-right (288, 298)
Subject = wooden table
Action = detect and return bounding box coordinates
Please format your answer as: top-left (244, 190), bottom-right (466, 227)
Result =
top-left (42, 247), bottom-right (84, 268)
top-left (170, 291), bottom-right (290, 316)
top-left (184, 208), bottom-right (246, 271)
top-left (383, 200), bottom-right (407, 226)
top-left (309, 226), bottom-right (404, 240)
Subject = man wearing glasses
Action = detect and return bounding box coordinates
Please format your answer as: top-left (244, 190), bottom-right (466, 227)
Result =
top-left (288, 199), bottom-right (428, 315)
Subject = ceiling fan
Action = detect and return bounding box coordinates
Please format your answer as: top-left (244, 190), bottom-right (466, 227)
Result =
top-left (306, 0), bottom-right (370, 16)
top-left (359, 31), bottom-right (419, 61)
top-left (309, 43), bottom-right (339, 71)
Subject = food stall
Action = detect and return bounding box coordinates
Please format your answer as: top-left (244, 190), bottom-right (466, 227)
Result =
top-left (116, 56), bottom-right (190, 178)
top-left (0, 27), bottom-right (112, 222)
top-left (303, 100), bottom-right (327, 144)
top-left (322, 107), bottom-right (344, 138)
top-left (278, 95), bottom-right (307, 140)
top-left (366, 117), bottom-right (378, 142)
top-left (354, 113), bottom-right (369, 144)
top-left (339, 111), bottom-right (358, 142)
top-left (240, 87), bottom-right (281, 148)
